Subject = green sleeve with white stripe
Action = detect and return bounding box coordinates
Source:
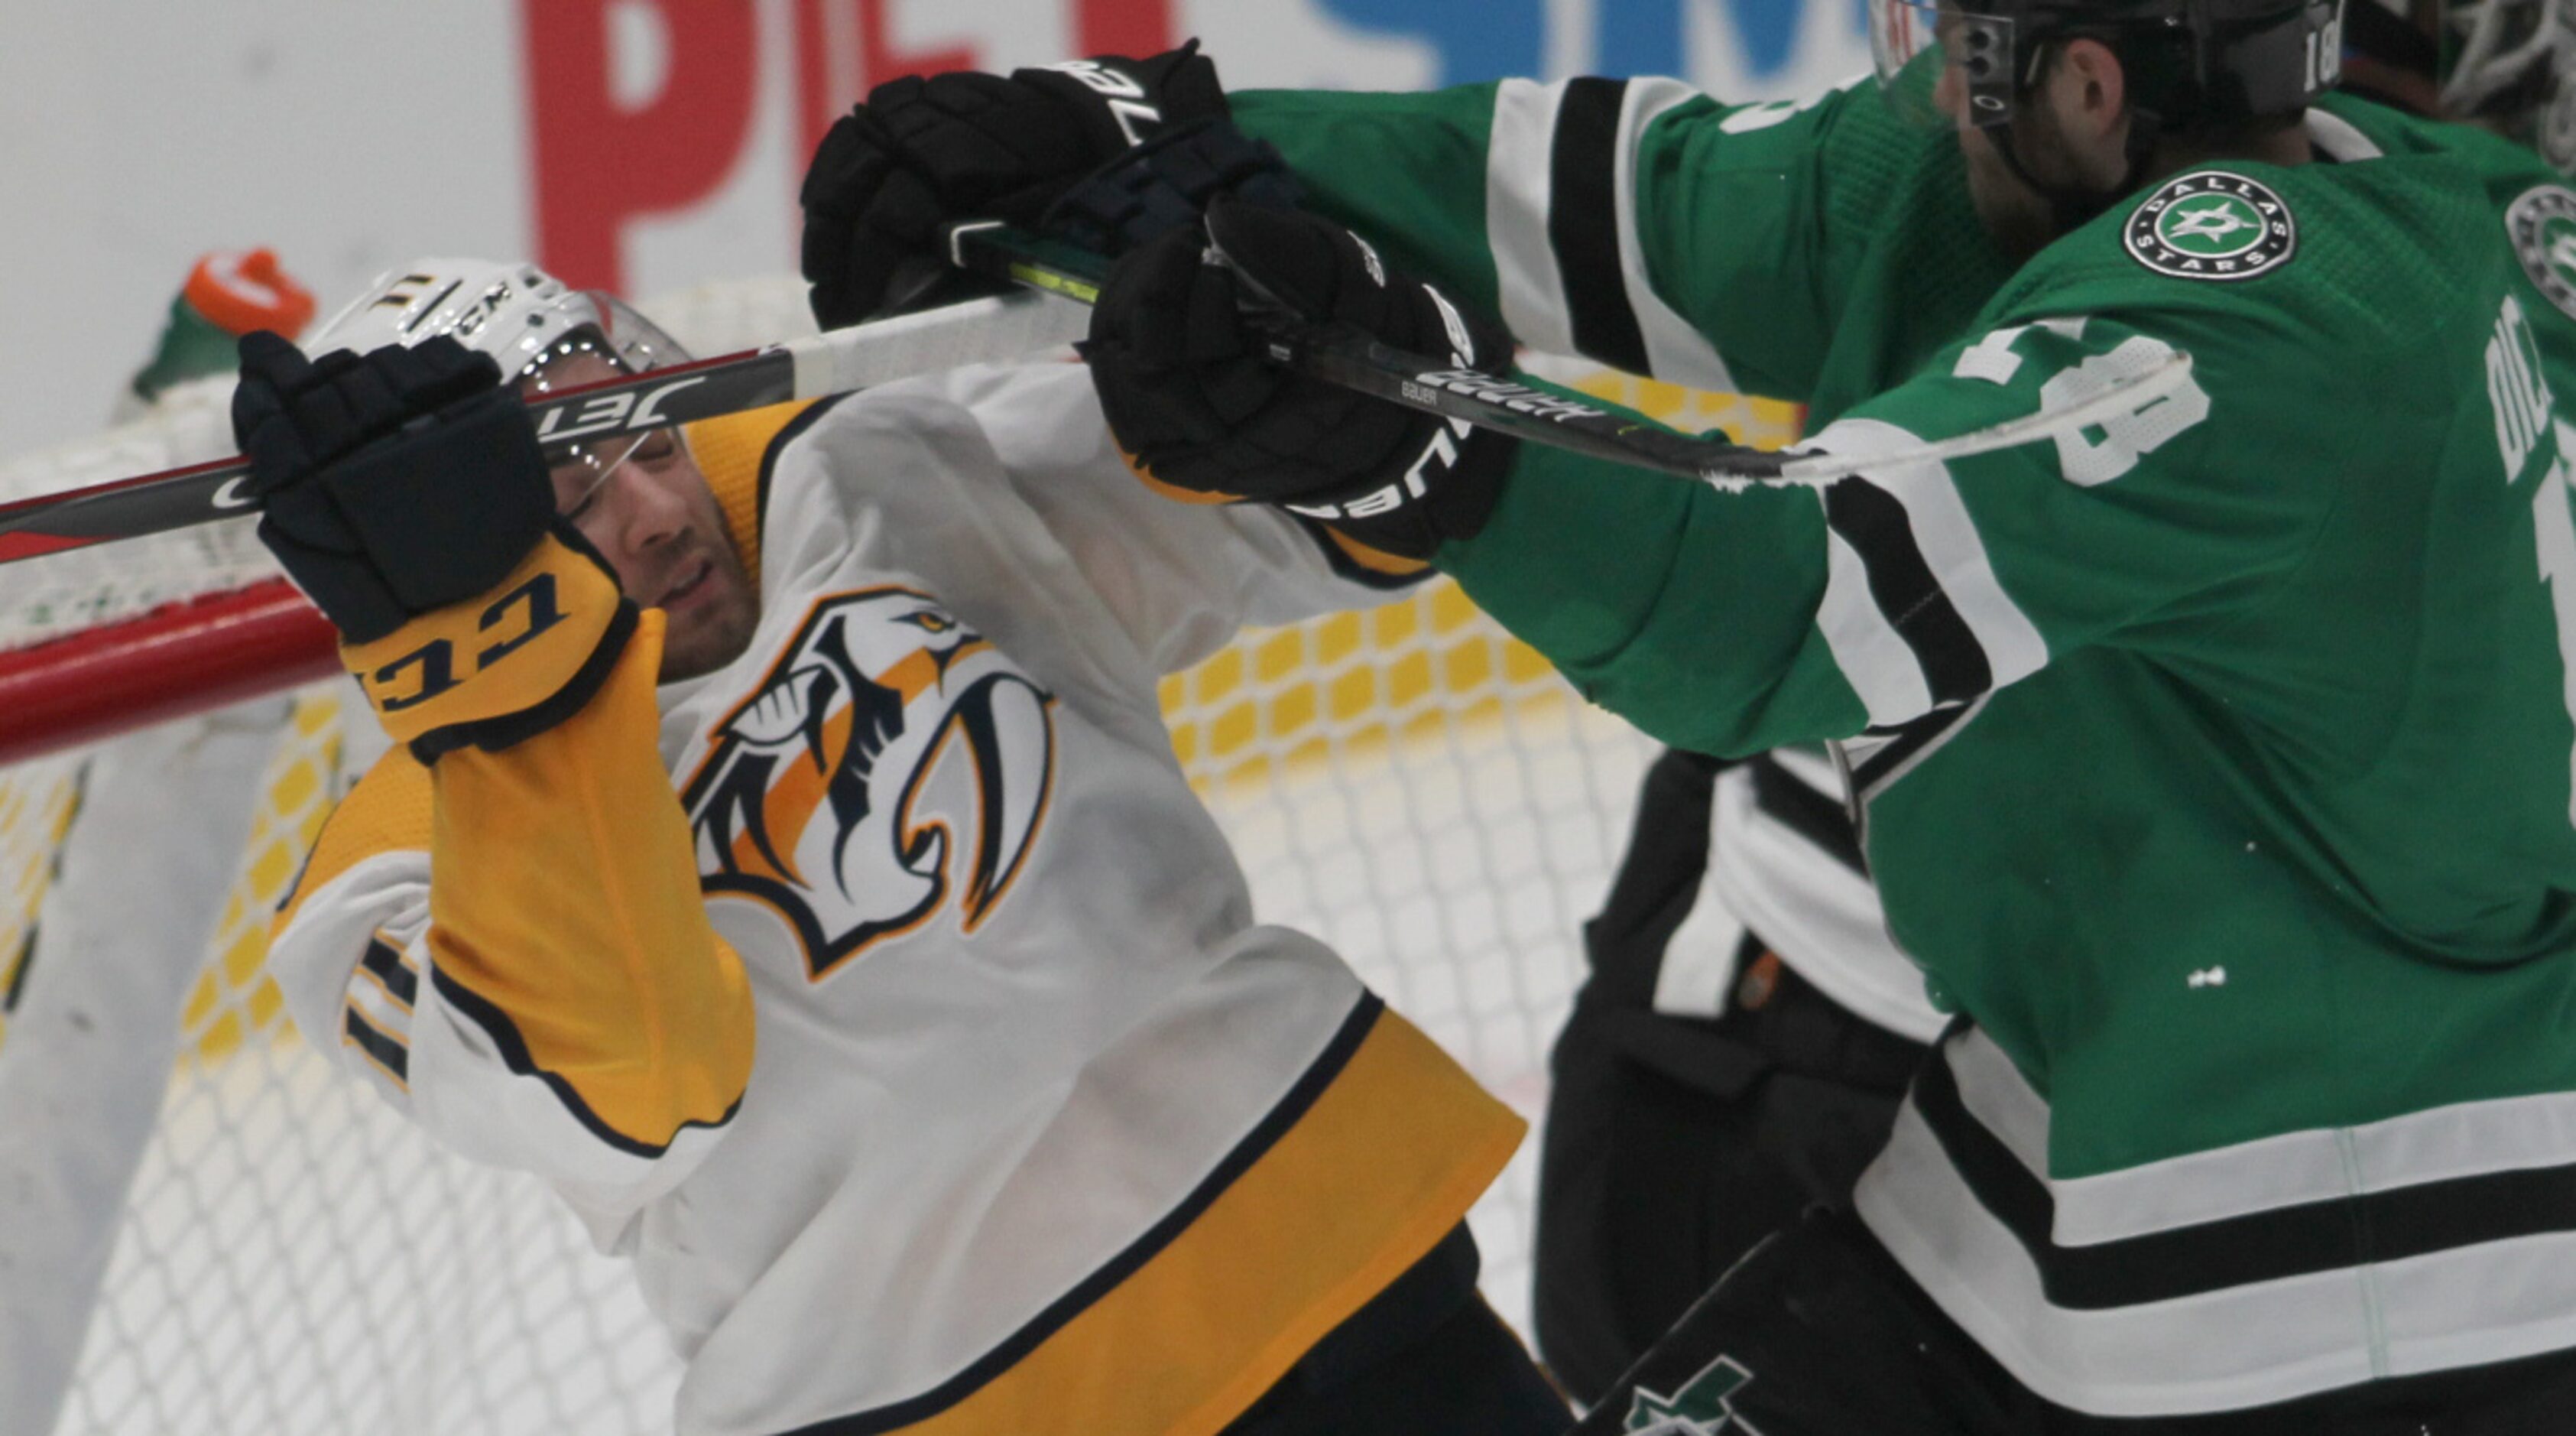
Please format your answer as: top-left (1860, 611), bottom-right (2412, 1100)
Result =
top-left (1440, 314), bottom-right (2329, 757)
top-left (1234, 78), bottom-right (1945, 401)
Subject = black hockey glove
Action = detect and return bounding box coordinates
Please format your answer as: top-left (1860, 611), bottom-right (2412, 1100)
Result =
top-left (233, 330), bottom-right (635, 760)
top-left (1082, 197), bottom-right (1520, 562)
top-left (233, 330), bottom-right (554, 643)
top-left (1037, 117), bottom-right (1301, 260)
top-left (800, 43), bottom-right (1280, 325)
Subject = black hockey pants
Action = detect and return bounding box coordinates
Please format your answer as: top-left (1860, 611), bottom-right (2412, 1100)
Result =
top-left (1535, 746), bottom-right (1926, 1404)
top-left (780, 1223), bottom-right (1568, 1435)
top-left (1221, 1223), bottom-right (1571, 1435)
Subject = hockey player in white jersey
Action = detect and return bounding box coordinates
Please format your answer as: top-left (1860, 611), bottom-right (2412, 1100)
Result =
top-left (241, 258), bottom-right (1569, 1436)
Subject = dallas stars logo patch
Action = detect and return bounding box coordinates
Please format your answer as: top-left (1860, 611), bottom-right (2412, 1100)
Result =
top-left (2123, 172), bottom-right (2295, 281)
top-left (2507, 184), bottom-right (2576, 323)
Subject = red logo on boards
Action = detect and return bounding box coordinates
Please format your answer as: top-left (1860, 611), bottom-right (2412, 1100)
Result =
top-left (521, 1), bottom-right (1176, 294)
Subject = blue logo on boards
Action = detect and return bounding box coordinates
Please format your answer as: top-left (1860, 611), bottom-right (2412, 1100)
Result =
top-left (1314, 0), bottom-right (1830, 84)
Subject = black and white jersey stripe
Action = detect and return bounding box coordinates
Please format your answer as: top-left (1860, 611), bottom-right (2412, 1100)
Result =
top-left (1701, 746), bottom-right (1950, 1042)
top-left (342, 934), bottom-right (418, 1090)
top-left (355, 936), bottom-right (417, 1010)
top-left (1822, 478), bottom-right (1994, 707)
top-left (1745, 746), bottom-right (1864, 874)
top-left (342, 1009), bottom-right (409, 1089)
top-left (1484, 76), bottom-right (1736, 391)
top-left (1483, 77), bottom-right (2059, 733)
top-left (1860, 1025), bottom-right (2576, 1415)
top-left (1799, 417), bottom-right (2049, 729)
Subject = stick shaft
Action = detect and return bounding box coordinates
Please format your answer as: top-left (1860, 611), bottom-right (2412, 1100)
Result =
top-left (0, 289), bottom-right (1088, 569)
top-left (944, 224), bottom-right (1749, 476)
top-left (944, 223), bottom-right (2197, 491)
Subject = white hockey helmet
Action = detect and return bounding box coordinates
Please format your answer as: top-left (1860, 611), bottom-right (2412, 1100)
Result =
top-left (310, 258), bottom-right (689, 382)
top-left (309, 258), bottom-right (696, 504)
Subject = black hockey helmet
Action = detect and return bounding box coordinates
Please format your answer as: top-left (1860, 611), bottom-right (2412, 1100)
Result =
top-left (1874, 0), bottom-right (2347, 135)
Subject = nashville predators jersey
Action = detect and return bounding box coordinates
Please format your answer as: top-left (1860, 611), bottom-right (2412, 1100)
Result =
top-left (264, 362), bottom-right (1523, 1436)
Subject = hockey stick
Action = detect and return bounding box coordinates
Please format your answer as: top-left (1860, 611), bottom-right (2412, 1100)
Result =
top-left (942, 222), bottom-right (2200, 491)
top-left (0, 288), bottom-right (1092, 568)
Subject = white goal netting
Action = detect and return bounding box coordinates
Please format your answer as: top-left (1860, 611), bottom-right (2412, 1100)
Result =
top-left (0, 276), bottom-right (1799, 1435)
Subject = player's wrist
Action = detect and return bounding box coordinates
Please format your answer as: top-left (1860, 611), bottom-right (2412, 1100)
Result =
top-left (340, 526), bottom-right (638, 762)
top-left (1288, 421), bottom-right (1518, 561)
top-left (1307, 522), bottom-right (1438, 580)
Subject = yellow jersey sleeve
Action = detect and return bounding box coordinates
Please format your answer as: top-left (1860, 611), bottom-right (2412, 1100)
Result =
top-left (281, 609), bottom-right (754, 1161)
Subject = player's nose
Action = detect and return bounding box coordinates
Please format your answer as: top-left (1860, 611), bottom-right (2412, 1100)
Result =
top-left (618, 463), bottom-right (693, 553)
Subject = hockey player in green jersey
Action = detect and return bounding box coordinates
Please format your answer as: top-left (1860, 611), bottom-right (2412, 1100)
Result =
top-left (794, 2), bottom-right (2576, 1428)
top-left (1517, 0), bottom-right (2576, 1408)
top-left (1506, 0), bottom-right (2576, 1409)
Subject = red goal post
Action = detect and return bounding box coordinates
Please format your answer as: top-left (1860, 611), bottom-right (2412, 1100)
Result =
top-left (0, 579), bottom-right (337, 766)
top-left (0, 372), bottom-right (340, 768)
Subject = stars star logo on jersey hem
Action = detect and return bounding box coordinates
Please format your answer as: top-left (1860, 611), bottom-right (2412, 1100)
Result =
top-left (1624, 1353), bottom-right (1765, 1434)
top-left (2124, 172), bottom-right (2295, 282)
top-left (2506, 184), bottom-right (2576, 323)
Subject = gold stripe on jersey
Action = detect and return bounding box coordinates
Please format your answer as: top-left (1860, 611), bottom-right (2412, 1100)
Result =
top-left (683, 399), bottom-right (816, 589)
top-left (870, 1000), bottom-right (1524, 1436)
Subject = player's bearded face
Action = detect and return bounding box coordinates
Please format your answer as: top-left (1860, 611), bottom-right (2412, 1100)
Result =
top-left (1956, 125), bottom-right (2073, 262)
top-left (530, 353), bottom-right (761, 682)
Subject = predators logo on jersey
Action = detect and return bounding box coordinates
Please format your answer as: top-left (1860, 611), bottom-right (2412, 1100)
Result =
top-left (682, 586), bottom-right (1057, 980)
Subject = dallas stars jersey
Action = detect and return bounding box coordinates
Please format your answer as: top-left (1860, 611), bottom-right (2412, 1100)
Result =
top-left (264, 362), bottom-right (1522, 1436)
top-left (1237, 80), bottom-right (2576, 1415)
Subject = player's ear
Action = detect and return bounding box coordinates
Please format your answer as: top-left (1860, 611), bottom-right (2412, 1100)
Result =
top-left (2053, 38), bottom-right (2129, 143)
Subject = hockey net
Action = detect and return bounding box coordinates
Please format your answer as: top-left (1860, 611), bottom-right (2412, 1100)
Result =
top-left (0, 277), bottom-right (1799, 1436)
